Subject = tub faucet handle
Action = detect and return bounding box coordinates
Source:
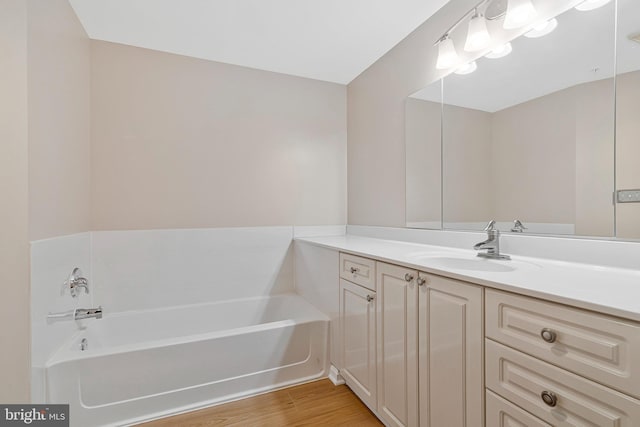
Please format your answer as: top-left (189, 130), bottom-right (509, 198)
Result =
top-left (62, 267), bottom-right (89, 298)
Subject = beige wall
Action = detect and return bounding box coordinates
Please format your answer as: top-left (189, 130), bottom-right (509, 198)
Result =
top-left (444, 104), bottom-right (493, 222)
top-left (90, 41), bottom-right (346, 230)
top-left (405, 97), bottom-right (441, 226)
top-left (491, 88), bottom-right (577, 225)
top-left (0, 0), bottom-right (30, 402)
top-left (616, 71), bottom-right (640, 239)
top-left (347, 0), bottom-right (479, 226)
top-left (0, 0), bottom-right (91, 400)
top-left (28, 0), bottom-right (91, 241)
top-left (575, 78), bottom-right (615, 237)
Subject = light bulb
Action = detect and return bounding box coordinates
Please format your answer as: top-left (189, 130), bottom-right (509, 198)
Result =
top-left (436, 37), bottom-right (459, 69)
top-left (454, 61), bottom-right (478, 75)
top-left (575, 0), bottom-right (613, 11)
top-left (485, 42), bottom-right (513, 59)
top-left (524, 18), bottom-right (558, 38)
top-left (464, 12), bottom-right (491, 52)
top-left (503, 0), bottom-right (538, 30)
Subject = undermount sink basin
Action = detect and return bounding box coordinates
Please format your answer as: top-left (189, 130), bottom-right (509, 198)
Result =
top-left (415, 256), bottom-right (540, 273)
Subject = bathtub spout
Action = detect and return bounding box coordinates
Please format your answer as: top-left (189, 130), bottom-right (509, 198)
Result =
top-left (47, 306), bottom-right (103, 324)
top-left (75, 307), bottom-right (103, 320)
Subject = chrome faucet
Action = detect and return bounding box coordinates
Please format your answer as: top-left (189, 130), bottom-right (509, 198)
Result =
top-left (511, 219), bottom-right (527, 233)
top-left (47, 306), bottom-right (103, 324)
top-left (473, 220), bottom-right (510, 260)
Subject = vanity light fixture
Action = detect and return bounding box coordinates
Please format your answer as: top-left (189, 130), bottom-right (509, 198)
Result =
top-left (575, 0), bottom-right (613, 11)
top-left (503, 0), bottom-right (538, 29)
top-left (524, 18), bottom-right (558, 38)
top-left (436, 35), bottom-right (459, 69)
top-left (454, 61), bottom-right (478, 75)
top-left (485, 42), bottom-right (513, 58)
top-left (464, 10), bottom-right (492, 52)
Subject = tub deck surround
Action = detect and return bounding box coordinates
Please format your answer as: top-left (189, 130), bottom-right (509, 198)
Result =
top-left (46, 294), bottom-right (329, 427)
top-left (294, 235), bottom-right (640, 322)
top-left (30, 232), bottom-right (93, 403)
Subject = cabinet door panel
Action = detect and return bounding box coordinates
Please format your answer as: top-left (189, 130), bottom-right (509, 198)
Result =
top-left (340, 279), bottom-right (377, 410)
top-left (419, 274), bottom-right (483, 427)
top-left (377, 262), bottom-right (418, 427)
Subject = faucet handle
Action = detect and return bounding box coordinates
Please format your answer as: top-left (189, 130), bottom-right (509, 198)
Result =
top-left (511, 219), bottom-right (527, 232)
top-left (483, 220), bottom-right (497, 231)
top-left (62, 267), bottom-right (89, 298)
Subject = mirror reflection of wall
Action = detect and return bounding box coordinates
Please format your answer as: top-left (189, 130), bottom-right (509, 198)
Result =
top-left (405, 81), bottom-right (442, 229)
top-left (615, 0), bottom-right (640, 239)
top-left (404, 0), bottom-right (639, 239)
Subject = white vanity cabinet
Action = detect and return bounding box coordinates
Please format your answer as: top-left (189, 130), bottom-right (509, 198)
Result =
top-left (418, 273), bottom-right (483, 427)
top-left (485, 289), bottom-right (640, 426)
top-left (376, 262), bottom-right (419, 427)
top-left (338, 253), bottom-right (484, 427)
top-left (339, 254), bottom-right (377, 411)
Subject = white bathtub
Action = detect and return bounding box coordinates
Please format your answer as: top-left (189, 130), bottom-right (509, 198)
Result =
top-left (45, 294), bottom-right (329, 426)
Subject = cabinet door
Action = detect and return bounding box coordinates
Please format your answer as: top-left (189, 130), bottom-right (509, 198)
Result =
top-left (377, 262), bottom-right (419, 427)
top-left (419, 274), bottom-right (483, 427)
top-left (340, 278), bottom-right (377, 410)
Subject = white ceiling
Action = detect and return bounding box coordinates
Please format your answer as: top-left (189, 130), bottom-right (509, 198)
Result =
top-left (411, 0), bottom-right (640, 112)
top-left (69, 0), bottom-right (451, 84)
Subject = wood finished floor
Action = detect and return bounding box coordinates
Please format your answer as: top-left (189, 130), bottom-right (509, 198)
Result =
top-left (138, 379), bottom-right (383, 426)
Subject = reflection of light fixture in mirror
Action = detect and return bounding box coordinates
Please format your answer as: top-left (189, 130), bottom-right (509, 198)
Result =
top-left (524, 18), bottom-right (558, 38)
top-left (454, 61), bottom-right (478, 75)
top-left (503, 0), bottom-right (537, 29)
top-left (464, 10), bottom-right (491, 52)
top-left (485, 42), bottom-right (513, 58)
top-left (575, 0), bottom-right (613, 11)
top-left (436, 36), bottom-right (459, 69)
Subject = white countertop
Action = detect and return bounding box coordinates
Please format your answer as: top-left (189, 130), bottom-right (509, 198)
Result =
top-left (295, 235), bottom-right (640, 322)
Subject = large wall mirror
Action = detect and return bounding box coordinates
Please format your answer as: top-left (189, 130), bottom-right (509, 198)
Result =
top-left (406, 0), bottom-right (640, 239)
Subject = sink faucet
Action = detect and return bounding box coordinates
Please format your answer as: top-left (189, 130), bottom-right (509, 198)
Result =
top-left (473, 220), bottom-right (510, 260)
top-left (47, 306), bottom-right (103, 324)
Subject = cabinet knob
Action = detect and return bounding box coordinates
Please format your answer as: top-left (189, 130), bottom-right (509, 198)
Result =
top-left (350, 267), bottom-right (359, 274)
top-left (540, 328), bottom-right (557, 343)
top-left (404, 273), bottom-right (414, 282)
top-left (541, 391), bottom-right (557, 407)
top-left (416, 277), bottom-right (426, 286)
top-left (366, 295), bottom-right (374, 302)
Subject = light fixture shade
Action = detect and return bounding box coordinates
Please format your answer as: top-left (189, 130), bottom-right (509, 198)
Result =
top-left (503, 0), bottom-right (538, 30)
top-left (524, 18), bottom-right (558, 38)
top-left (485, 42), bottom-right (513, 58)
top-left (464, 13), bottom-right (491, 52)
top-left (454, 61), bottom-right (478, 75)
top-left (575, 0), bottom-right (613, 11)
top-left (436, 37), bottom-right (459, 69)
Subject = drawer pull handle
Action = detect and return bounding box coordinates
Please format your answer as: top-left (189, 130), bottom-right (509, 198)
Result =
top-left (366, 295), bottom-right (374, 302)
top-left (350, 267), bottom-right (359, 274)
top-left (404, 273), bottom-right (414, 282)
top-left (541, 391), bottom-right (558, 407)
top-left (540, 328), bottom-right (557, 343)
top-left (416, 277), bottom-right (426, 286)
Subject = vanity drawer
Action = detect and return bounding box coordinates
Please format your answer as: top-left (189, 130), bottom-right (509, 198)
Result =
top-left (486, 289), bottom-right (640, 398)
top-left (486, 390), bottom-right (551, 427)
top-left (486, 339), bottom-right (640, 427)
top-left (339, 253), bottom-right (375, 291)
